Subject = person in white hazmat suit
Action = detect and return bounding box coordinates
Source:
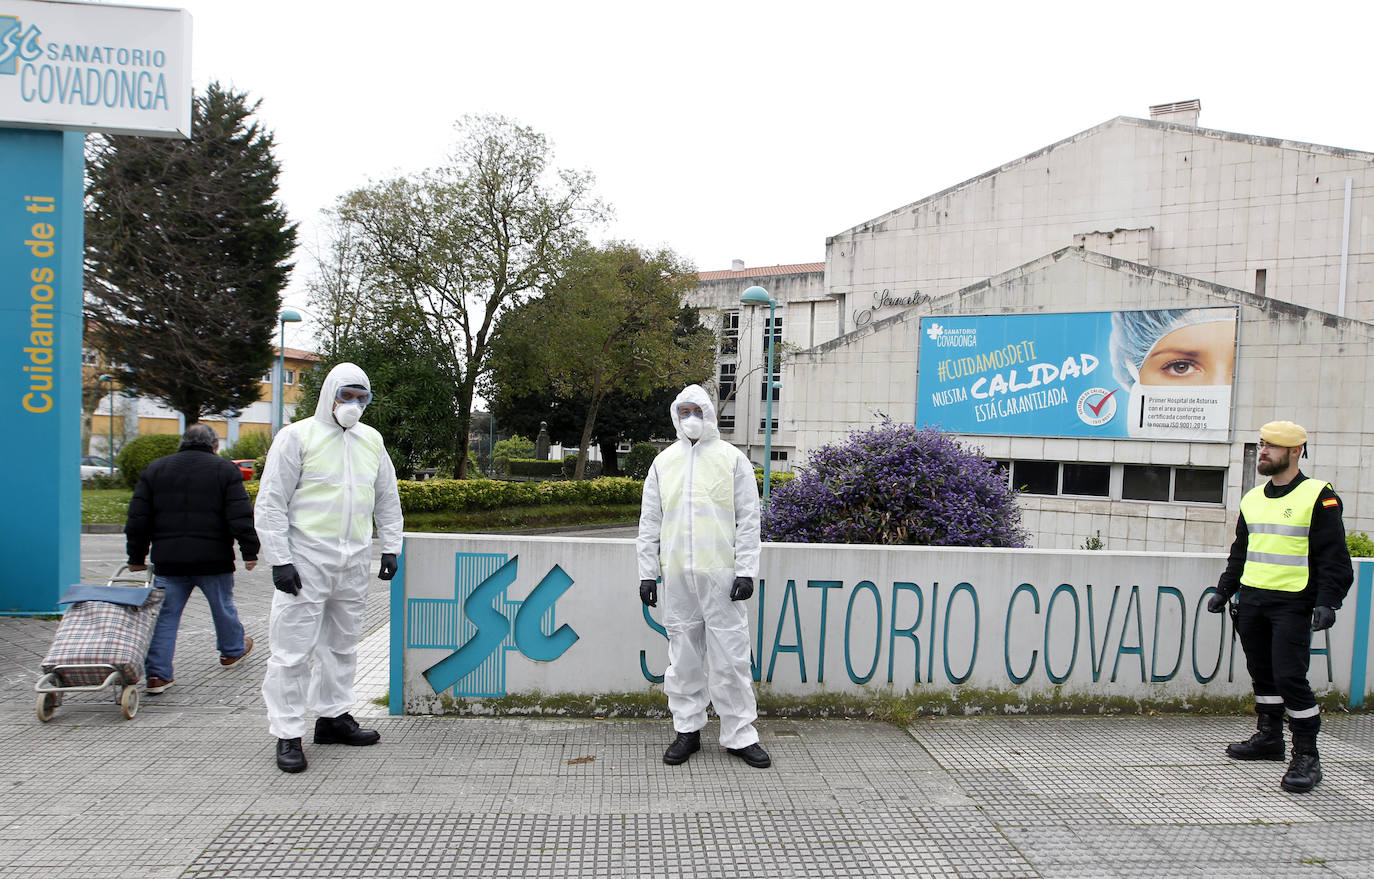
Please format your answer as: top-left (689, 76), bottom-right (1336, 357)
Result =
top-left (637, 385), bottom-right (771, 769)
top-left (255, 362), bottom-right (404, 773)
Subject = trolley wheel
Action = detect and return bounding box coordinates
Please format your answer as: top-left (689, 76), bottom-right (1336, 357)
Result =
top-left (36, 692), bottom-right (57, 722)
top-left (120, 685), bottom-right (139, 719)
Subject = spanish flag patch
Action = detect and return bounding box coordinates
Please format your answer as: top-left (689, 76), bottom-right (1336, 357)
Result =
top-left (1322, 497), bottom-right (1339, 508)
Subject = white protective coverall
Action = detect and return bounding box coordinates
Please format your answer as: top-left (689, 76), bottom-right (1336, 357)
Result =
top-left (256, 362), bottom-right (404, 739)
top-left (637, 384), bottom-right (762, 749)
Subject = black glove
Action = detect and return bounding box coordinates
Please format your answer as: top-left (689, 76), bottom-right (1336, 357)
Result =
top-left (730, 576), bottom-right (754, 602)
top-left (272, 564), bottom-right (302, 596)
top-left (1312, 605), bottom-right (1336, 631)
top-left (1206, 592), bottom-right (1229, 614)
top-left (639, 579), bottom-right (657, 607)
top-left (378, 553), bottom-right (398, 581)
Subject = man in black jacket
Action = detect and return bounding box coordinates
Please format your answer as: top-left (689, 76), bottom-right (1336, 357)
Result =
top-left (125, 423), bottom-right (261, 693)
top-left (1207, 420), bottom-right (1353, 793)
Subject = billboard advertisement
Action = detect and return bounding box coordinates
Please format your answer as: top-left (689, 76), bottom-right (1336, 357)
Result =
top-left (916, 308), bottom-right (1239, 442)
top-left (0, 0), bottom-right (192, 137)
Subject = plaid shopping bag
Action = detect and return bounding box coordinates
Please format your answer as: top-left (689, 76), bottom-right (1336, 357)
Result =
top-left (41, 589), bottom-right (164, 687)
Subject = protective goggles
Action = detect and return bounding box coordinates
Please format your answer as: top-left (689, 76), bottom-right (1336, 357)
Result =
top-left (335, 386), bottom-right (373, 406)
top-left (676, 405), bottom-right (704, 419)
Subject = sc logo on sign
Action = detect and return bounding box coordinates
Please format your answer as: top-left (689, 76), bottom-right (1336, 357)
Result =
top-left (409, 553), bottom-right (578, 697)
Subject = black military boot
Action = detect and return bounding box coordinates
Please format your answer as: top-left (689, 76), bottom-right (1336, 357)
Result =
top-left (313, 712), bottom-right (381, 746)
top-left (1281, 735), bottom-right (1323, 793)
top-left (276, 737), bottom-right (307, 773)
top-left (663, 730), bottom-right (701, 765)
top-left (1225, 711), bottom-right (1285, 761)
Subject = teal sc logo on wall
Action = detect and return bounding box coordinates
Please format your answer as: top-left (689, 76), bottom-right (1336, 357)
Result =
top-left (0, 17), bottom-right (43, 75)
top-left (408, 553), bottom-right (579, 697)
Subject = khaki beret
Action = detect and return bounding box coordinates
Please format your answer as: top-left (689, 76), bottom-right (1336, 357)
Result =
top-left (1260, 420), bottom-right (1307, 447)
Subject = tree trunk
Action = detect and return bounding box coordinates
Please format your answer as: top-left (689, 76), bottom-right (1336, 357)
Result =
top-left (598, 434), bottom-right (620, 476)
top-left (455, 378), bottom-right (474, 479)
top-left (574, 394), bottom-right (603, 480)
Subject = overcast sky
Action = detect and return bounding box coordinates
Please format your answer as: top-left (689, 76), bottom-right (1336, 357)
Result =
top-left (153, 0), bottom-right (1373, 348)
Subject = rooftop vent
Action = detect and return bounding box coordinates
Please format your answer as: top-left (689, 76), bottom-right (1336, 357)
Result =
top-left (731, 259), bottom-right (746, 270)
top-left (1149, 99), bottom-right (1201, 127)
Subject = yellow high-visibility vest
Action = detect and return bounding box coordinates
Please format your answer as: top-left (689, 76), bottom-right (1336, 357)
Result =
top-left (1239, 478), bottom-right (1328, 592)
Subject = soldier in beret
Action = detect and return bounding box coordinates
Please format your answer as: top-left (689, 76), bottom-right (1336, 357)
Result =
top-left (1208, 421), bottom-right (1353, 792)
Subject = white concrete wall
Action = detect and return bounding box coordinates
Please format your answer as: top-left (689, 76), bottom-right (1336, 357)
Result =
top-left (395, 534), bottom-right (1374, 714)
top-left (826, 116), bottom-right (1374, 324)
top-left (786, 249), bottom-right (1374, 550)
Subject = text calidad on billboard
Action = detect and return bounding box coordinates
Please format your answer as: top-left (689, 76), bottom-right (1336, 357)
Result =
top-left (916, 308), bottom-right (1239, 442)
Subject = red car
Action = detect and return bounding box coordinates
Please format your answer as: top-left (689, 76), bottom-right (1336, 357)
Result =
top-left (231, 459), bottom-right (256, 481)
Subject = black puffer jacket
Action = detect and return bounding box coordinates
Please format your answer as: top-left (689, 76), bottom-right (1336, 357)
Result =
top-left (125, 444), bottom-right (260, 576)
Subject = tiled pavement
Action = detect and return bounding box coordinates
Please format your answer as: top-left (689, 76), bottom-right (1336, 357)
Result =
top-left (0, 533), bottom-right (1372, 877)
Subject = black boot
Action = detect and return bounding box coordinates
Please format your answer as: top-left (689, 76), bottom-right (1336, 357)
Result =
top-left (313, 712), bottom-right (381, 746)
top-left (1226, 711), bottom-right (1285, 761)
top-left (276, 737), bottom-right (307, 773)
top-left (1281, 736), bottom-right (1323, 793)
top-left (663, 730), bottom-right (701, 765)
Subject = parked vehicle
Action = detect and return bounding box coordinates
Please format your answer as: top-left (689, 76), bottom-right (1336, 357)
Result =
top-left (80, 455), bottom-right (119, 480)
top-left (231, 459), bottom-right (256, 481)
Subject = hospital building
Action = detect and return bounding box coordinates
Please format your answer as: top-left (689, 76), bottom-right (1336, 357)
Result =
top-left (688, 100), bottom-right (1374, 552)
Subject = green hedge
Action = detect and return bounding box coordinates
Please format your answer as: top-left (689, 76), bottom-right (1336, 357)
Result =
top-left (249, 469), bottom-right (793, 515)
top-left (1350, 531), bottom-right (1374, 558)
top-left (508, 458), bottom-right (566, 477)
top-left (396, 477), bottom-right (644, 513)
top-left (116, 433), bottom-right (182, 488)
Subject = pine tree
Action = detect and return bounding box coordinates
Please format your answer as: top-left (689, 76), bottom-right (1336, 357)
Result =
top-left (85, 82), bottom-right (297, 423)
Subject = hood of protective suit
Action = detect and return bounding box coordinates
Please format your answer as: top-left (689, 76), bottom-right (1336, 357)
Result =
top-left (670, 385), bottom-right (720, 443)
top-left (315, 362), bottom-right (372, 428)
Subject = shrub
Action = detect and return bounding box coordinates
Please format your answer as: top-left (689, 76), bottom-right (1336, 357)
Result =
top-left (222, 432), bottom-right (271, 462)
top-left (1349, 531), bottom-right (1374, 558)
top-left (755, 468), bottom-right (795, 496)
top-left (394, 476), bottom-right (643, 514)
top-left (116, 433), bottom-right (182, 488)
top-left (493, 435), bottom-right (535, 461)
top-left (760, 422), bottom-right (1029, 547)
top-left (493, 456), bottom-right (510, 476)
top-left (624, 443), bottom-right (659, 480)
top-left (508, 458), bottom-right (565, 478)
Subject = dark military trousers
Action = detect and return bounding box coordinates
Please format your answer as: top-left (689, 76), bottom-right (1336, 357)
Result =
top-left (1235, 589), bottom-right (1319, 736)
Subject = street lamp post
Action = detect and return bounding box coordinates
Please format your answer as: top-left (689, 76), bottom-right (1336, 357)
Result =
top-left (98, 373), bottom-right (115, 473)
top-left (275, 309), bottom-right (302, 436)
top-left (740, 285), bottom-right (776, 506)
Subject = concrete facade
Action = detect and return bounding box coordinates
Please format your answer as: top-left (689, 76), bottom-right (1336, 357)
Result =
top-left (788, 249), bottom-right (1374, 549)
top-left (826, 114), bottom-right (1374, 325)
top-left (687, 108), bottom-right (1374, 552)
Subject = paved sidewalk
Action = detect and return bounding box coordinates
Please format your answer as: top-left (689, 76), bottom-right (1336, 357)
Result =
top-left (0, 535), bottom-right (1371, 877)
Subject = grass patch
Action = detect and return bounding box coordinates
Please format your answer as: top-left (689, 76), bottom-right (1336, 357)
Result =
top-left (82, 488), bottom-right (133, 524)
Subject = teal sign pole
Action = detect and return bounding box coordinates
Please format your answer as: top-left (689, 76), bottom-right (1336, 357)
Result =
top-left (0, 127), bottom-right (84, 613)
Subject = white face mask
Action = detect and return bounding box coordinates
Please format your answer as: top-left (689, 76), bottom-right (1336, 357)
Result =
top-left (334, 402), bottom-right (364, 429)
top-left (681, 415), bottom-right (704, 440)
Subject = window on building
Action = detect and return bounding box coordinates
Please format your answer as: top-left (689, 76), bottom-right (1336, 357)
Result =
top-left (284, 369), bottom-right (296, 386)
top-left (1061, 463), bottom-right (1110, 497)
top-left (1122, 465), bottom-right (1171, 502)
top-left (769, 449), bottom-right (788, 462)
top-left (718, 411), bottom-right (735, 431)
top-left (758, 417), bottom-right (779, 432)
top-left (720, 310), bottom-right (739, 355)
top-left (1173, 468), bottom-right (1225, 504)
top-left (761, 314), bottom-right (783, 352)
top-left (759, 368), bottom-right (781, 402)
top-left (1255, 268), bottom-right (1267, 297)
top-left (719, 362), bottom-right (736, 402)
top-left (1013, 460), bottom-right (1059, 495)
top-left (1242, 444), bottom-right (1257, 495)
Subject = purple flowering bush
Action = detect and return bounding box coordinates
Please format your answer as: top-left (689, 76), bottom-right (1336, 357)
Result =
top-left (761, 422), bottom-right (1028, 547)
